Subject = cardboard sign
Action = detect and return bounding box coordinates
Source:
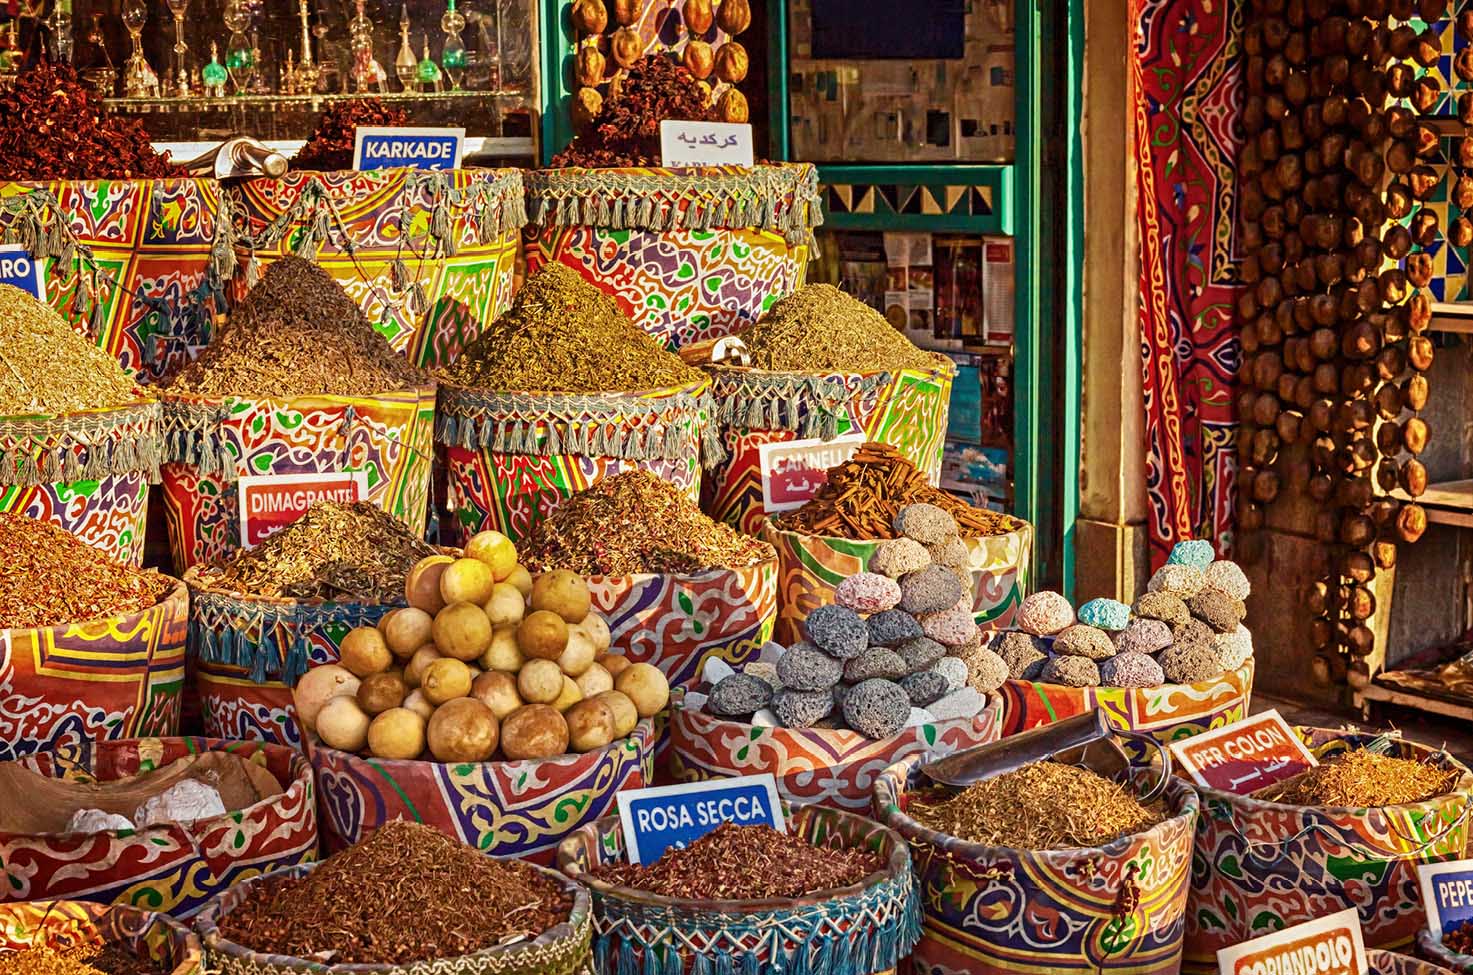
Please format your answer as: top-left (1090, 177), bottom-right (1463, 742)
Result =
top-left (659, 120), bottom-right (755, 167)
top-left (1216, 909), bottom-right (1367, 975)
top-left (0, 245), bottom-right (45, 300)
top-left (1169, 709), bottom-right (1318, 795)
top-left (237, 471), bottom-right (369, 547)
top-left (353, 126), bottom-right (465, 171)
top-left (758, 434), bottom-right (866, 513)
top-left (1418, 859), bottom-right (1473, 938)
top-left (616, 774), bottom-right (784, 865)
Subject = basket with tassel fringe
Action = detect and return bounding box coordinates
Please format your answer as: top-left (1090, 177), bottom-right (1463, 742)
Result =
top-left (0, 179), bottom-right (228, 383)
top-left (523, 164), bottom-right (821, 350)
top-left (701, 358), bottom-right (956, 536)
top-left (1, 899), bottom-right (201, 974)
top-left (223, 168), bottom-right (525, 368)
top-left (556, 802), bottom-right (919, 975)
top-left (0, 399), bottom-right (161, 565)
top-left (157, 386), bottom-right (436, 574)
top-left (437, 378), bottom-right (718, 544)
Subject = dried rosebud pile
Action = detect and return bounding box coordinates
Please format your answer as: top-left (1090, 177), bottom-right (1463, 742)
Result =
top-left (0, 63), bottom-right (181, 180)
top-left (552, 54), bottom-right (716, 167)
top-left (291, 99), bottom-right (412, 172)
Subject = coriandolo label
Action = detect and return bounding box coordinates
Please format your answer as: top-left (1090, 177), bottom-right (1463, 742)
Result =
top-left (1216, 909), bottom-right (1366, 975)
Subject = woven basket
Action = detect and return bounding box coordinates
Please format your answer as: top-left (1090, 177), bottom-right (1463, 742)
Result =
top-left (224, 168), bottom-right (525, 368)
top-left (0, 737), bottom-right (317, 916)
top-left (1391, 945), bottom-right (1462, 975)
top-left (875, 756), bottom-right (1199, 974)
top-left (523, 164), bottom-right (820, 349)
top-left (159, 386), bottom-right (435, 573)
top-left (0, 178), bottom-right (225, 382)
top-left (437, 378), bottom-right (713, 543)
top-left (1183, 729), bottom-right (1473, 974)
top-left (0, 400), bottom-right (161, 566)
top-left (0, 899), bottom-right (201, 974)
top-left (703, 359), bottom-right (955, 535)
top-left (557, 802), bottom-right (919, 975)
top-left (197, 861), bottom-right (592, 975)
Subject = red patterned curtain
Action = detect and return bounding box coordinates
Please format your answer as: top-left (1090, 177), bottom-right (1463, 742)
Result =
top-left (1131, 0), bottom-right (1244, 566)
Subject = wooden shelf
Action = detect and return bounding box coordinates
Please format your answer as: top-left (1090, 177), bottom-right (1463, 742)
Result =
top-left (1355, 680), bottom-right (1473, 722)
top-left (1429, 302), bottom-right (1473, 335)
top-left (1393, 479), bottom-right (1473, 527)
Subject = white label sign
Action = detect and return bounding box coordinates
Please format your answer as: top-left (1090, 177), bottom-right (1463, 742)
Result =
top-left (237, 471), bottom-right (369, 547)
top-left (659, 120), bottom-right (755, 167)
top-left (1215, 908), bottom-right (1367, 975)
top-left (353, 126), bottom-right (465, 171)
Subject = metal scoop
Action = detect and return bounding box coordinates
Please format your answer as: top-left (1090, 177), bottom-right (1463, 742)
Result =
top-left (919, 709), bottom-right (1173, 802)
top-left (182, 136), bottom-right (288, 179)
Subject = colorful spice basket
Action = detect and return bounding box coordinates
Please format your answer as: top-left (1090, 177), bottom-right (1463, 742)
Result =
top-left (556, 802), bottom-right (919, 975)
top-left (311, 717), bottom-right (657, 862)
top-left (0, 899), bottom-right (202, 975)
top-left (223, 167), bottom-right (525, 367)
top-left (0, 737), bottom-right (318, 916)
top-left (0, 178), bottom-right (225, 383)
top-left (875, 756), bottom-right (1200, 974)
top-left (522, 163), bottom-right (821, 349)
top-left (1182, 729), bottom-right (1473, 973)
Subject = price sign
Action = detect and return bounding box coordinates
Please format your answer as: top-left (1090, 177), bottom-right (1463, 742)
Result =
top-left (616, 774), bottom-right (784, 865)
top-left (237, 471), bottom-right (369, 547)
top-left (658, 120), bottom-right (755, 167)
top-left (1216, 909), bottom-right (1367, 975)
top-left (1169, 709), bottom-right (1318, 795)
top-left (0, 245), bottom-right (46, 300)
top-left (353, 126), bottom-right (465, 171)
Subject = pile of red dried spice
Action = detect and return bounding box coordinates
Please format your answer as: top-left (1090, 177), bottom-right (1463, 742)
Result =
top-left (551, 54), bottom-right (716, 167)
top-left (291, 99), bottom-right (412, 172)
top-left (0, 63), bottom-right (181, 179)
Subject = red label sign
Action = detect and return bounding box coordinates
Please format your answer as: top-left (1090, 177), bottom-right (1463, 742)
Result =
top-left (1169, 709), bottom-right (1318, 795)
top-left (1217, 908), bottom-right (1366, 975)
top-left (237, 472), bottom-right (368, 547)
top-left (757, 434), bottom-right (866, 513)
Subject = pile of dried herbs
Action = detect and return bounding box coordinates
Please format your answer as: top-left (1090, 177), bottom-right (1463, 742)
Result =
top-left (0, 63), bottom-right (181, 180)
top-left (442, 264), bottom-right (702, 393)
top-left (190, 501), bottom-right (435, 601)
top-left (908, 762), bottom-right (1165, 849)
top-left (775, 443), bottom-right (1024, 539)
top-left (216, 821), bottom-right (571, 966)
top-left (735, 285), bottom-right (942, 374)
top-left (593, 823), bottom-right (883, 900)
top-left (1252, 747), bottom-right (1462, 807)
top-left (518, 470), bottom-right (773, 575)
top-left (0, 513), bottom-right (171, 629)
top-left (552, 55), bottom-right (716, 168)
top-left (0, 285), bottom-right (144, 415)
top-left (166, 257), bottom-right (426, 398)
top-left (291, 100), bottom-right (412, 172)
top-left (5, 942), bottom-right (164, 975)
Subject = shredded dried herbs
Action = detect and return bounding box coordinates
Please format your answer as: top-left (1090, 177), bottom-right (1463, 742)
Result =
top-left (216, 820), bottom-right (571, 966)
top-left (593, 822), bottom-right (884, 900)
top-left (775, 443), bottom-right (1025, 539)
top-left (519, 470), bottom-right (773, 575)
top-left (3, 942), bottom-right (163, 975)
top-left (291, 99), bottom-right (412, 172)
top-left (191, 501), bottom-right (435, 601)
top-left (0, 513), bottom-right (171, 629)
top-left (552, 54), bottom-right (717, 168)
top-left (1252, 748), bottom-right (1462, 807)
top-left (908, 762), bottom-right (1165, 850)
top-left (442, 264), bottom-right (701, 393)
top-left (737, 285), bottom-right (942, 374)
top-left (0, 285), bottom-right (144, 416)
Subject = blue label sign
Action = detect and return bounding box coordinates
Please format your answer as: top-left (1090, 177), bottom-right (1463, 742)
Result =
top-left (1419, 860), bottom-right (1473, 936)
top-left (0, 245), bottom-right (45, 300)
top-left (353, 126), bottom-right (465, 171)
top-left (616, 774), bottom-right (784, 865)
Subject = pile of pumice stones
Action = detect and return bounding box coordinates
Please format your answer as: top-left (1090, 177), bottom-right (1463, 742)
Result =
top-left (995, 539), bottom-right (1254, 689)
top-left (690, 502), bottom-right (1007, 740)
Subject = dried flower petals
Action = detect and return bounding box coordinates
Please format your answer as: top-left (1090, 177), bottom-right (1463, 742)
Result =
top-left (0, 513), bottom-right (171, 629)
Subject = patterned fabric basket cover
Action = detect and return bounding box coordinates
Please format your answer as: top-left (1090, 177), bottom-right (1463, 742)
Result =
top-left (438, 379), bottom-right (711, 544)
top-left (312, 718), bottom-right (657, 864)
top-left (764, 521), bottom-right (1033, 645)
top-left (556, 802), bottom-right (919, 975)
top-left (185, 566), bottom-right (401, 746)
top-left (0, 400), bottom-right (162, 566)
top-left (1183, 729), bottom-right (1473, 974)
top-left (999, 658), bottom-right (1256, 753)
top-left (875, 756), bottom-right (1199, 974)
top-left (0, 899), bottom-right (201, 974)
top-left (196, 860), bottom-right (592, 975)
top-left (703, 360), bottom-right (955, 535)
top-left (0, 179), bottom-right (225, 382)
top-left (1, 579), bottom-right (186, 759)
top-left (224, 168), bottom-right (524, 367)
top-left (523, 164), bottom-right (820, 349)
top-left (1394, 944), bottom-right (1463, 975)
top-left (668, 693), bottom-right (1004, 811)
top-left (0, 737), bottom-right (318, 916)
top-left (158, 387), bottom-right (436, 573)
